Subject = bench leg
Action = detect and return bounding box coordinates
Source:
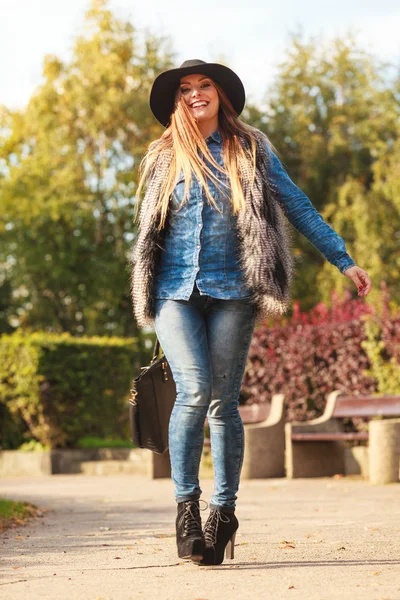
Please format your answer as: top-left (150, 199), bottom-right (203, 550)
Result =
top-left (285, 424), bottom-right (345, 478)
top-left (242, 423), bottom-right (285, 478)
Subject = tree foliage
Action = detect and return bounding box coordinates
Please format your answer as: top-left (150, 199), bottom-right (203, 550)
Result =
top-left (0, 0), bottom-right (173, 336)
top-left (252, 33), bottom-right (400, 310)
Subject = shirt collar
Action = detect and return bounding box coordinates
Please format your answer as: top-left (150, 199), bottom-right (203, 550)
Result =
top-left (205, 129), bottom-right (222, 144)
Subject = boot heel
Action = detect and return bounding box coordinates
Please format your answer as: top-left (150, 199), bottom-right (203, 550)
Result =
top-left (225, 531), bottom-right (236, 559)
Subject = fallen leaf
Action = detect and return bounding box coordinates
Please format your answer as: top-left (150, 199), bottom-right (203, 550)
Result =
top-left (114, 557), bottom-right (121, 560)
top-left (288, 584), bottom-right (295, 589)
top-left (371, 571), bottom-right (382, 576)
top-left (15, 536), bottom-right (25, 540)
top-left (12, 566), bottom-right (20, 570)
top-left (280, 540), bottom-right (295, 548)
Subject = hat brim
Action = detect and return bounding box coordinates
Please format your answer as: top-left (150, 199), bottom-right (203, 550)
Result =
top-left (149, 63), bottom-right (245, 127)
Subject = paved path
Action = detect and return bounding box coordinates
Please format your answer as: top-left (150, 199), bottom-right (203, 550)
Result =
top-left (1, 475), bottom-right (400, 600)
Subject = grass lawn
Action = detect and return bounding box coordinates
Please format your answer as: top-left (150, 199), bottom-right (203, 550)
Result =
top-left (0, 498), bottom-right (41, 532)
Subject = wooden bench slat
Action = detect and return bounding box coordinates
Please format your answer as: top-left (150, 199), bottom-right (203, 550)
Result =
top-left (291, 432), bottom-right (369, 442)
top-left (238, 403), bottom-right (270, 423)
top-left (333, 395), bottom-right (400, 418)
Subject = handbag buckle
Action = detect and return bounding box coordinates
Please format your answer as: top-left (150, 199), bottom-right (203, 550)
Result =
top-left (129, 388), bottom-right (138, 405)
top-left (161, 360), bottom-right (169, 381)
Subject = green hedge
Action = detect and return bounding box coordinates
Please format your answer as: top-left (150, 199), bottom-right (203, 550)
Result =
top-left (0, 402), bottom-right (26, 450)
top-left (0, 331), bottom-right (154, 449)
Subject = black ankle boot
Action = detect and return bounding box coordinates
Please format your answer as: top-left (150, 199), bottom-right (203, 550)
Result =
top-left (198, 508), bottom-right (239, 566)
top-left (175, 499), bottom-right (205, 562)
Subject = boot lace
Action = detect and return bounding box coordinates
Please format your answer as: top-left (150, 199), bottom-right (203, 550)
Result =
top-left (179, 499), bottom-right (208, 536)
top-left (203, 509), bottom-right (231, 546)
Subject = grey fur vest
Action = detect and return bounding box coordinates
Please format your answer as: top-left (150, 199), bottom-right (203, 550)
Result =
top-left (128, 129), bottom-right (294, 329)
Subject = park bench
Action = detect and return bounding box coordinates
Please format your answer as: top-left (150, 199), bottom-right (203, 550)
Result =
top-left (285, 390), bottom-right (400, 478)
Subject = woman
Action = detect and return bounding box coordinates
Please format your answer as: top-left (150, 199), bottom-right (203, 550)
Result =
top-left (129, 59), bottom-right (372, 566)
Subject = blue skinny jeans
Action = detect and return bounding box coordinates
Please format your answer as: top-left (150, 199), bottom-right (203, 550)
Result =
top-left (154, 283), bottom-right (256, 512)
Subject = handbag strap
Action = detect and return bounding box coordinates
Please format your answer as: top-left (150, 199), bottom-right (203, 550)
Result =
top-left (150, 337), bottom-right (161, 364)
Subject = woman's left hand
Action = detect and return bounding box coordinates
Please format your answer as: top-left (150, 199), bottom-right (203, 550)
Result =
top-left (342, 265), bottom-right (372, 297)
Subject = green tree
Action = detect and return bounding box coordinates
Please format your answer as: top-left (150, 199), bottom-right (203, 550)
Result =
top-left (0, 0), bottom-right (174, 336)
top-left (318, 133), bottom-right (400, 308)
top-left (254, 32), bottom-right (399, 309)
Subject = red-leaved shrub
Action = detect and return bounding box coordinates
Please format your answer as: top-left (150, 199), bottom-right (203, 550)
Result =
top-left (241, 290), bottom-right (377, 422)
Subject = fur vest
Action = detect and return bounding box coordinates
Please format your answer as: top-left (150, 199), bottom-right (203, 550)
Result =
top-left (128, 129), bottom-right (294, 329)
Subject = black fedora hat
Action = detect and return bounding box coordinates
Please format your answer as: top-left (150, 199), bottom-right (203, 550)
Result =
top-left (149, 59), bottom-right (246, 127)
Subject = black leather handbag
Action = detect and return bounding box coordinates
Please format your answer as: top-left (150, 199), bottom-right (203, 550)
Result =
top-left (129, 337), bottom-right (176, 454)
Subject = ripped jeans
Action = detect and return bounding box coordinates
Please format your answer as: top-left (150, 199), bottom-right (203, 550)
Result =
top-left (154, 283), bottom-right (256, 512)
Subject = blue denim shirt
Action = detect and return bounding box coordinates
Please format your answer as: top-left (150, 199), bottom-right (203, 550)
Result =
top-left (153, 129), bottom-right (355, 300)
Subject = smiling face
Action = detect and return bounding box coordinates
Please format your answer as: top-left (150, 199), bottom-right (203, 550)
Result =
top-left (178, 73), bottom-right (220, 136)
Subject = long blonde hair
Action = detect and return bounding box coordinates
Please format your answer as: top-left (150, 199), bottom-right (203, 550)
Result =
top-left (134, 78), bottom-right (277, 231)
